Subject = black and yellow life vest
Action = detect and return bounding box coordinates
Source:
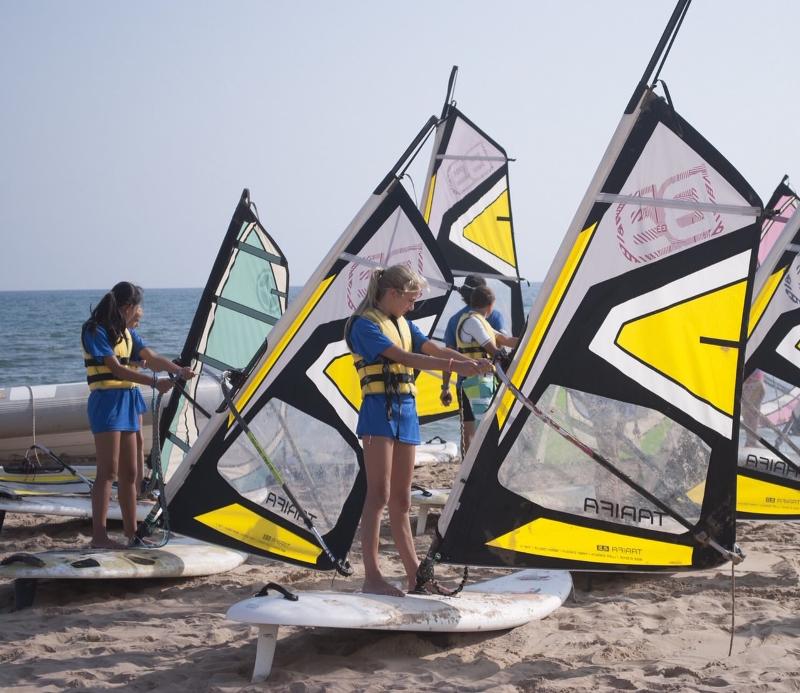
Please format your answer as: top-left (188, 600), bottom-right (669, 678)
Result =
top-left (350, 308), bottom-right (416, 398)
top-left (82, 327), bottom-right (138, 390)
top-left (456, 310), bottom-right (495, 359)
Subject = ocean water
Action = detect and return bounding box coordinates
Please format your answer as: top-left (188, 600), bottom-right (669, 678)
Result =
top-left (0, 283), bottom-right (540, 441)
top-left (0, 288), bottom-right (203, 387)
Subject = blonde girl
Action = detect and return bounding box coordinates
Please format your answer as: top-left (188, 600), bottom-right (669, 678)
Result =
top-left (345, 265), bottom-right (492, 595)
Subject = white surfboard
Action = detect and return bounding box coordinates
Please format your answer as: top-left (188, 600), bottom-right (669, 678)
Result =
top-left (0, 535), bottom-right (248, 607)
top-left (414, 439), bottom-right (459, 466)
top-left (0, 494), bottom-right (155, 531)
top-left (227, 569), bottom-right (572, 682)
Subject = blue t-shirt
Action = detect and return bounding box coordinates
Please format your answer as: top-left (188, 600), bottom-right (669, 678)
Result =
top-left (83, 325), bottom-right (146, 361)
top-left (444, 306), bottom-right (504, 349)
top-left (348, 315), bottom-right (427, 444)
top-left (82, 325), bottom-right (148, 433)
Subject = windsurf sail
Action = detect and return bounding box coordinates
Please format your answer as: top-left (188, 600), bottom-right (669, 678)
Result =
top-left (416, 67), bottom-right (525, 421)
top-left (156, 189), bottom-right (289, 483)
top-left (425, 0), bottom-right (763, 574)
top-left (164, 119), bottom-right (454, 568)
top-left (739, 177), bottom-right (800, 518)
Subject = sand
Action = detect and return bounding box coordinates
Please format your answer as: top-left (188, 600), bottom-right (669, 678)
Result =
top-left (1, 461), bottom-right (799, 692)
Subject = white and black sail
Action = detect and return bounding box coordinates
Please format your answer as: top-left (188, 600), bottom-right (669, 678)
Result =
top-left (739, 177), bottom-right (800, 518)
top-left (156, 189), bottom-right (289, 482)
top-left (164, 120), bottom-right (454, 568)
top-left (427, 0), bottom-right (763, 573)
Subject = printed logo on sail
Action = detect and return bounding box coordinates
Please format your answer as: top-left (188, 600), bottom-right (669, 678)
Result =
top-left (616, 164), bottom-right (725, 264)
top-left (784, 262), bottom-right (800, 305)
top-left (445, 141), bottom-right (495, 196)
top-left (345, 245), bottom-right (425, 311)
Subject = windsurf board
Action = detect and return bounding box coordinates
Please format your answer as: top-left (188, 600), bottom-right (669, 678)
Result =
top-left (227, 569), bottom-right (572, 681)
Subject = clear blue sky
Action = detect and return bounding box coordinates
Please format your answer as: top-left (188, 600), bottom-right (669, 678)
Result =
top-left (1, 1), bottom-right (798, 291)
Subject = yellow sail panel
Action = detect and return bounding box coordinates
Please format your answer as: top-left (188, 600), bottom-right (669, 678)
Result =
top-left (737, 475), bottom-right (800, 515)
top-left (748, 267), bottom-right (786, 337)
top-left (323, 355), bottom-right (457, 418)
top-left (324, 353), bottom-right (362, 412)
top-left (195, 503), bottom-right (322, 564)
top-left (686, 480), bottom-right (706, 504)
top-left (415, 371), bottom-right (458, 418)
top-left (462, 189), bottom-right (516, 267)
top-left (233, 274), bottom-right (336, 422)
top-left (423, 174), bottom-right (436, 224)
top-left (496, 222), bottom-right (598, 429)
top-left (616, 280), bottom-right (747, 416)
top-left (486, 517), bottom-right (693, 566)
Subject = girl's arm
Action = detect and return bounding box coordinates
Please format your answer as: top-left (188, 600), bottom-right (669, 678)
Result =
top-left (380, 344), bottom-right (491, 378)
top-left (419, 339), bottom-right (477, 362)
top-left (496, 334), bottom-right (520, 349)
top-left (139, 347), bottom-right (195, 380)
top-left (101, 356), bottom-right (174, 394)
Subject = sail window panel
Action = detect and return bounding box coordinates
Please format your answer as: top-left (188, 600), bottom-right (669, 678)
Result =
top-left (497, 385), bottom-right (709, 534)
top-left (218, 248), bottom-right (282, 321)
top-left (204, 304), bottom-right (271, 372)
top-left (217, 399), bottom-right (359, 536)
top-left (160, 373), bottom-right (222, 479)
top-left (740, 370), bottom-right (800, 481)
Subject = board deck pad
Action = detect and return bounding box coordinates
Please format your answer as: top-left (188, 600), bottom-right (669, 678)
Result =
top-left (227, 569), bottom-right (572, 681)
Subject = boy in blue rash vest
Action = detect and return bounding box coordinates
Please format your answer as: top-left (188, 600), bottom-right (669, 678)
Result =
top-left (441, 275), bottom-right (506, 454)
top-left (345, 265), bottom-right (492, 596)
top-left (81, 282), bottom-right (195, 548)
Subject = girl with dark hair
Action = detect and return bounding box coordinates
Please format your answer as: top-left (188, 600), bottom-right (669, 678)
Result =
top-left (442, 275), bottom-right (507, 453)
top-left (453, 284), bottom-right (519, 427)
top-left (345, 266), bottom-right (491, 596)
top-left (81, 281), bottom-right (195, 548)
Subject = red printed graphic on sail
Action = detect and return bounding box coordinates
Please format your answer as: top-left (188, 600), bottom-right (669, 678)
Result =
top-left (616, 164), bottom-right (724, 264)
top-left (345, 245), bottom-right (425, 311)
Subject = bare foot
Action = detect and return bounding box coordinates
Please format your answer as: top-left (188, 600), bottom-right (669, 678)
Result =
top-left (362, 577), bottom-right (406, 597)
top-left (90, 537), bottom-right (126, 550)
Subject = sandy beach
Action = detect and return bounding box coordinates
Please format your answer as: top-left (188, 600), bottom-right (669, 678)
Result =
top-left (1, 460), bottom-right (799, 692)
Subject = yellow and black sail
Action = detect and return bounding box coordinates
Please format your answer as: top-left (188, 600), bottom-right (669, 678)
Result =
top-left (415, 69), bottom-right (525, 422)
top-left (164, 121), bottom-right (454, 568)
top-left (739, 178), bottom-right (800, 519)
top-left (430, 0), bottom-right (763, 573)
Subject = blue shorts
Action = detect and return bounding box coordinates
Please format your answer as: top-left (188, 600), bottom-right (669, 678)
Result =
top-left (356, 394), bottom-right (420, 445)
top-left (87, 387), bottom-right (147, 434)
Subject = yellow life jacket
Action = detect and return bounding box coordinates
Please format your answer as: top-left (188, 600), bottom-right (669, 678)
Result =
top-left (350, 308), bottom-right (416, 397)
top-left (82, 327), bottom-right (138, 390)
top-left (456, 310), bottom-right (495, 359)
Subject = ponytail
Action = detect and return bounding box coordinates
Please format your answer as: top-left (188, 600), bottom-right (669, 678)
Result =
top-left (83, 281), bottom-right (143, 346)
top-left (344, 265), bottom-right (426, 345)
